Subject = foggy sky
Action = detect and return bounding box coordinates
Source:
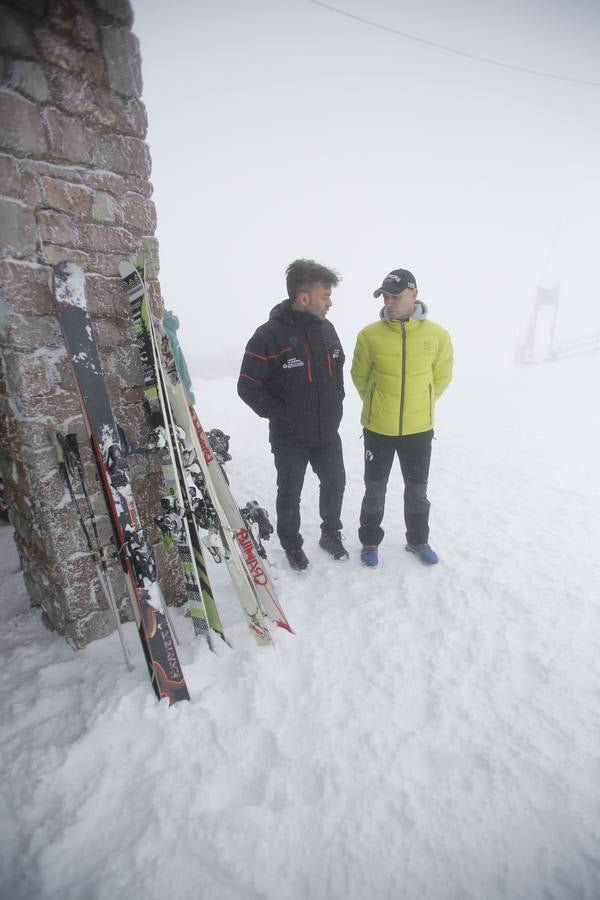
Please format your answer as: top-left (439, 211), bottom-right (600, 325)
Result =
top-left (131, 0), bottom-right (600, 376)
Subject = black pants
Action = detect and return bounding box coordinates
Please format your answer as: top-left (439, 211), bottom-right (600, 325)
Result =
top-left (358, 428), bottom-right (433, 547)
top-left (271, 434), bottom-right (346, 551)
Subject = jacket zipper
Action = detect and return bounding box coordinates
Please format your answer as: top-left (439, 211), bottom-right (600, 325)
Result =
top-left (428, 383), bottom-right (432, 425)
top-left (399, 323), bottom-right (407, 435)
top-left (367, 382), bottom-right (376, 423)
top-left (304, 343), bottom-right (313, 383)
top-left (327, 352), bottom-right (332, 376)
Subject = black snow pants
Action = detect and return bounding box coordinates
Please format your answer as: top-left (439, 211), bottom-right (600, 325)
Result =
top-left (358, 428), bottom-right (433, 548)
top-left (271, 434), bottom-right (346, 551)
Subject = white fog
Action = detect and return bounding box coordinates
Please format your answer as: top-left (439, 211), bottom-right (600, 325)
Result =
top-left (133, 0), bottom-right (600, 375)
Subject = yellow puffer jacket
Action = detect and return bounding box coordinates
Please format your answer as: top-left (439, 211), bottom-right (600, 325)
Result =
top-left (351, 306), bottom-right (453, 436)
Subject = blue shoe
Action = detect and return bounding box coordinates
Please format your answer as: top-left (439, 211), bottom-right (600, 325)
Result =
top-left (361, 545), bottom-right (378, 567)
top-left (406, 543), bottom-right (439, 565)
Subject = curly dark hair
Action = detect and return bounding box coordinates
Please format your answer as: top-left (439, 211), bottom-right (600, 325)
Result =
top-left (285, 259), bottom-right (340, 300)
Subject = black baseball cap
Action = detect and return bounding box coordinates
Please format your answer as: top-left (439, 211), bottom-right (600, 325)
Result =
top-left (373, 268), bottom-right (417, 298)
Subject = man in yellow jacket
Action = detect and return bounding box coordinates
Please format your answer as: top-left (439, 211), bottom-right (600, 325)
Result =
top-left (351, 268), bottom-right (453, 567)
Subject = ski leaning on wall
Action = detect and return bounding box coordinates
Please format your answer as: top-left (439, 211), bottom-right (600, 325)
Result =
top-left (52, 261), bottom-right (190, 705)
top-left (120, 260), bottom-right (227, 650)
top-left (119, 262), bottom-right (293, 646)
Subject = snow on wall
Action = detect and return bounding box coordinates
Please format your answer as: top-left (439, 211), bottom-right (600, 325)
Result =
top-left (0, 0), bottom-right (183, 648)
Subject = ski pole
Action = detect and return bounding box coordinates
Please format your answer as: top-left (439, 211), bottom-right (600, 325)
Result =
top-left (51, 431), bottom-right (134, 671)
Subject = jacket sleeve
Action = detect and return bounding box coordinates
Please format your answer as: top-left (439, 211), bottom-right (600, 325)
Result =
top-left (237, 328), bottom-right (285, 420)
top-left (433, 329), bottom-right (454, 399)
top-left (350, 330), bottom-right (371, 400)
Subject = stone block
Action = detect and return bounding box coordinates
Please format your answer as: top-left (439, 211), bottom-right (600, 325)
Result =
top-left (85, 273), bottom-right (128, 317)
top-left (21, 159), bottom-right (84, 182)
top-left (18, 167), bottom-right (43, 208)
top-left (0, 259), bottom-right (54, 315)
top-left (46, 0), bottom-right (99, 53)
top-left (91, 190), bottom-right (120, 223)
top-left (0, 199), bottom-right (37, 259)
top-left (93, 133), bottom-right (151, 179)
top-left (101, 25), bottom-right (142, 97)
top-left (35, 29), bottom-right (105, 83)
top-left (0, 89), bottom-right (47, 156)
top-left (123, 175), bottom-right (153, 198)
top-left (94, 315), bottom-right (134, 351)
top-left (104, 341), bottom-right (146, 398)
top-left (6, 345), bottom-right (66, 398)
top-left (4, 0), bottom-right (46, 17)
top-left (140, 237), bottom-right (160, 280)
top-left (0, 168), bottom-right (16, 222)
top-left (40, 177), bottom-right (92, 216)
top-left (0, 7), bottom-right (36, 56)
top-left (50, 70), bottom-right (147, 138)
top-left (40, 244), bottom-right (89, 269)
top-left (122, 191), bottom-right (156, 233)
top-left (63, 608), bottom-right (117, 651)
top-left (96, 0), bottom-right (133, 26)
top-left (44, 107), bottom-right (93, 165)
top-left (88, 252), bottom-right (130, 277)
top-left (76, 167), bottom-right (124, 195)
top-left (77, 223), bottom-right (136, 254)
top-left (0, 307), bottom-right (62, 353)
top-left (154, 540), bottom-right (187, 608)
top-left (36, 209), bottom-right (77, 245)
top-left (8, 59), bottom-right (50, 103)
top-left (10, 381), bottom-right (80, 420)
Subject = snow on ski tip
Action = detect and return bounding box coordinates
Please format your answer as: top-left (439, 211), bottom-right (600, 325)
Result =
top-left (53, 261), bottom-right (87, 309)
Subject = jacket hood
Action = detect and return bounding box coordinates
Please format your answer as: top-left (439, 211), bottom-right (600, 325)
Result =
top-left (269, 299), bottom-right (290, 320)
top-left (163, 310), bottom-right (180, 330)
top-left (379, 299), bottom-right (429, 322)
top-left (269, 298), bottom-right (322, 325)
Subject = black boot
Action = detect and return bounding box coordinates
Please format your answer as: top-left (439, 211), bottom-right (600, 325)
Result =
top-left (285, 547), bottom-right (309, 571)
top-left (319, 531), bottom-right (349, 560)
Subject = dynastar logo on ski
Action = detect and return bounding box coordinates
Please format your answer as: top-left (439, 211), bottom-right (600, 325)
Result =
top-left (236, 527), bottom-right (268, 586)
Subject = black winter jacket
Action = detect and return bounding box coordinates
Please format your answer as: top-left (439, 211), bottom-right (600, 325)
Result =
top-left (237, 299), bottom-right (345, 447)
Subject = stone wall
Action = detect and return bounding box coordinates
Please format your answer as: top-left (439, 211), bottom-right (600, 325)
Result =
top-left (0, 0), bottom-right (184, 647)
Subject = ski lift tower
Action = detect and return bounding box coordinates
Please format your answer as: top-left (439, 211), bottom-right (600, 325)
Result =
top-left (516, 284), bottom-right (560, 364)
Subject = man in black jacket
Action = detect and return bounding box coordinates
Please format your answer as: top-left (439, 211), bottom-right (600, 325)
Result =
top-left (237, 259), bottom-right (348, 571)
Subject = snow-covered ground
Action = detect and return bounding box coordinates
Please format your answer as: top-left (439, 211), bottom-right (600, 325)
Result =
top-left (1, 355), bottom-right (599, 900)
